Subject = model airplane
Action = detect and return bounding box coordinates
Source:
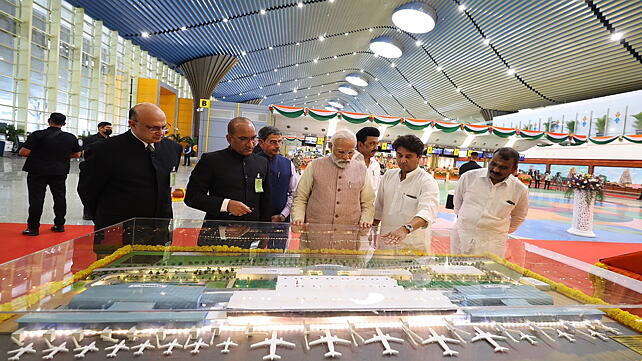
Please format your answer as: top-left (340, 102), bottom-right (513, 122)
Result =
top-left (364, 327), bottom-right (404, 356)
top-left (588, 329), bottom-right (609, 341)
top-left (346, 321), bottom-right (365, 347)
top-left (421, 328), bottom-right (460, 357)
top-left (10, 328), bottom-right (27, 347)
top-left (7, 343), bottom-right (36, 361)
top-left (216, 337), bottom-right (238, 353)
top-left (185, 337), bottom-right (209, 354)
top-left (208, 327), bottom-right (220, 346)
top-left (518, 331), bottom-right (538, 345)
top-left (493, 323), bottom-right (519, 343)
top-left (590, 320), bottom-right (621, 335)
top-left (105, 340), bottom-right (129, 358)
top-left (471, 327), bottom-right (508, 353)
top-left (159, 339), bottom-right (183, 355)
top-left (127, 327), bottom-right (139, 341)
top-left (100, 327), bottom-right (118, 343)
top-left (250, 331), bottom-right (296, 360)
top-left (73, 341), bottom-right (99, 359)
top-left (556, 329), bottom-right (576, 343)
top-left (444, 318), bottom-right (471, 343)
top-left (42, 341), bottom-right (69, 360)
top-left (309, 329), bottom-right (352, 358)
top-left (399, 318), bottom-right (423, 346)
top-left (526, 321), bottom-right (556, 342)
top-left (131, 340), bottom-right (155, 356)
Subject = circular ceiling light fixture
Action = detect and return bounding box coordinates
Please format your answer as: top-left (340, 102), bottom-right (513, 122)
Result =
top-left (345, 73), bottom-right (369, 87)
top-left (338, 84), bottom-right (359, 96)
top-left (325, 106), bottom-right (339, 112)
top-left (328, 100), bottom-right (344, 109)
top-left (391, 2), bottom-right (437, 34)
top-left (369, 36), bottom-right (403, 59)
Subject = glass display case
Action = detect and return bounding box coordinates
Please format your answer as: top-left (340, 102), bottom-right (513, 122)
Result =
top-left (1, 218), bottom-right (641, 360)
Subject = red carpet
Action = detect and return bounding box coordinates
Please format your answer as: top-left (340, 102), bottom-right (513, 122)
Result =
top-left (507, 238), bottom-right (642, 265)
top-left (0, 223), bottom-right (94, 264)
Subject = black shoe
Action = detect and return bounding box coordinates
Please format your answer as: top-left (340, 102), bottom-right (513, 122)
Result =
top-left (82, 214), bottom-right (93, 221)
top-left (22, 228), bottom-right (39, 236)
top-left (51, 225), bottom-right (65, 232)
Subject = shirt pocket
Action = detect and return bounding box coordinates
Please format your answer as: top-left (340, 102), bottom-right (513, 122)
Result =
top-left (490, 200), bottom-right (515, 219)
top-left (401, 193), bottom-right (419, 213)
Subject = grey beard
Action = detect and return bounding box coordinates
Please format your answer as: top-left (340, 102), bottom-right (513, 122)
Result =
top-left (331, 154), bottom-right (350, 168)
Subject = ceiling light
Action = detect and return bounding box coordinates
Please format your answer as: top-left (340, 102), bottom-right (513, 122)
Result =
top-left (436, 66), bottom-right (443, 71)
top-left (507, 68), bottom-right (516, 75)
top-left (392, 2), bottom-right (438, 34)
top-left (269, 46), bottom-right (273, 50)
top-left (259, 86), bottom-right (263, 89)
top-left (344, 32), bottom-right (349, 36)
top-left (390, 62), bottom-right (396, 67)
top-left (313, 58), bottom-right (318, 63)
top-left (239, 93), bottom-right (242, 96)
top-left (277, 82), bottom-right (281, 85)
top-left (328, 100), bottom-right (344, 109)
top-left (369, 36), bottom-right (403, 58)
top-left (369, 28), bottom-right (373, 32)
top-left (260, 9), bottom-right (266, 15)
top-left (241, 51), bottom-right (247, 56)
top-left (374, 77), bottom-right (378, 81)
top-left (222, 18), bottom-right (228, 23)
top-left (458, 4), bottom-right (466, 12)
top-left (297, 2), bottom-right (303, 8)
top-left (415, 40), bottom-right (422, 46)
top-left (319, 35), bottom-right (325, 41)
top-left (423, 100), bottom-right (428, 104)
top-left (295, 63), bottom-right (299, 67)
top-left (455, 87), bottom-right (461, 92)
top-left (222, 96), bottom-right (226, 99)
top-left (296, 42), bottom-right (300, 46)
top-left (227, 79), bottom-right (231, 83)
top-left (293, 88), bottom-right (297, 93)
top-left (141, 32), bottom-right (149, 38)
top-left (273, 68), bottom-right (277, 72)
top-left (610, 32), bottom-right (623, 41)
top-left (325, 106), bottom-right (338, 112)
top-left (180, 26), bottom-right (187, 31)
top-left (338, 84), bottom-right (358, 96)
top-left (329, 0), bottom-right (335, 3)
top-left (333, 55), bottom-right (338, 59)
top-left (483, 38), bottom-right (491, 45)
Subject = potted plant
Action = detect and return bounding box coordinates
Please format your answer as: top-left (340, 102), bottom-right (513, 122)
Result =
top-left (5, 124), bottom-right (26, 153)
top-left (632, 112), bottom-right (642, 135)
top-left (517, 173), bottom-right (532, 185)
top-left (449, 168), bottom-right (460, 180)
top-left (594, 115), bottom-right (608, 137)
top-left (433, 167), bottom-right (447, 180)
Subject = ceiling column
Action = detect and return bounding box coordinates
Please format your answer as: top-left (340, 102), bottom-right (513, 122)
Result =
top-left (179, 55), bottom-right (237, 137)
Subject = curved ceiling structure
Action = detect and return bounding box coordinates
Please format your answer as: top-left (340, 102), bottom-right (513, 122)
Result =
top-left (67, 0), bottom-right (642, 122)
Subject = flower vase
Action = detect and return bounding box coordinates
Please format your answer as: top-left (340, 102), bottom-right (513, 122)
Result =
top-left (567, 189), bottom-right (596, 237)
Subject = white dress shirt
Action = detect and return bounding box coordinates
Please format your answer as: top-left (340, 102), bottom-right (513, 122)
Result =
top-left (452, 168), bottom-right (529, 255)
top-left (375, 167), bottom-right (440, 251)
top-left (353, 152), bottom-right (382, 196)
top-left (280, 161), bottom-right (299, 218)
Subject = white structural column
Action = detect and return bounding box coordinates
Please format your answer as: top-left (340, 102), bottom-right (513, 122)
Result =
top-left (129, 46), bottom-right (142, 106)
top-left (45, 0), bottom-right (62, 113)
top-left (567, 190), bottom-right (596, 237)
top-left (88, 20), bottom-right (102, 125)
top-left (104, 29), bottom-right (118, 125)
top-left (68, 7), bottom-right (84, 130)
top-left (15, 0), bottom-right (33, 127)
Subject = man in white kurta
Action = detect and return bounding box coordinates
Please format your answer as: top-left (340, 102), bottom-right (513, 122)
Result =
top-left (375, 135), bottom-right (440, 252)
top-left (452, 147), bottom-right (529, 256)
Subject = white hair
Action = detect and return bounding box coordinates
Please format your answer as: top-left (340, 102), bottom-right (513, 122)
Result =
top-left (331, 128), bottom-right (356, 144)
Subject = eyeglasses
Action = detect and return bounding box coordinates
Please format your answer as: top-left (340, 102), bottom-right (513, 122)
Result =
top-left (231, 134), bottom-right (258, 143)
top-left (142, 124), bottom-right (170, 133)
top-left (266, 139), bottom-right (284, 145)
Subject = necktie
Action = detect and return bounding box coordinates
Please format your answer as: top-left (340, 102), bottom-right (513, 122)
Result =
top-left (146, 143), bottom-right (155, 155)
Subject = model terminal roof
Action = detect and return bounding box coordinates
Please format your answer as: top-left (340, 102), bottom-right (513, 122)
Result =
top-left (68, 283), bottom-right (205, 310)
top-left (66, 0), bottom-right (642, 122)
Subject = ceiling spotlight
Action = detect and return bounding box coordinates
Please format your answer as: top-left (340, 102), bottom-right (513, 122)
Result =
top-left (277, 82), bottom-right (281, 85)
top-left (328, 100), bottom-right (344, 109)
top-left (507, 68), bottom-right (516, 75)
top-left (241, 51), bottom-right (247, 56)
top-left (227, 79), bottom-right (231, 83)
top-left (313, 58), bottom-right (318, 63)
top-left (260, 9), bottom-right (266, 15)
top-left (180, 26), bottom-right (187, 31)
top-left (369, 36), bottom-right (403, 58)
top-left (436, 66), bottom-right (443, 71)
top-left (390, 62), bottom-right (396, 67)
top-left (319, 35), bottom-right (325, 41)
top-left (344, 32), bottom-right (349, 36)
top-left (141, 32), bottom-right (149, 38)
top-left (296, 42), bottom-right (300, 46)
top-left (222, 18), bottom-right (228, 23)
top-left (325, 106), bottom-right (339, 112)
top-left (273, 68), bottom-right (277, 72)
top-left (297, 2), bottom-right (303, 8)
top-left (610, 32), bottom-right (623, 41)
top-left (338, 84), bottom-right (358, 96)
top-left (345, 73), bottom-right (368, 87)
top-left (458, 4), bottom-right (466, 12)
top-left (407, 83), bottom-right (412, 87)
top-left (415, 40), bottom-right (422, 46)
top-left (423, 100), bottom-right (428, 104)
top-left (259, 86), bottom-right (263, 89)
top-left (293, 88), bottom-right (297, 93)
top-left (333, 55), bottom-right (338, 59)
top-left (369, 28), bottom-right (373, 32)
top-left (295, 63), bottom-right (299, 66)
top-left (392, 2), bottom-right (438, 34)
top-left (455, 87), bottom-right (461, 92)
top-left (483, 38), bottom-right (491, 45)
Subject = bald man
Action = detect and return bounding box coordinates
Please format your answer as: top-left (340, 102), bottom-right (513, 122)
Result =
top-left (185, 117), bottom-right (271, 225)
top-left (78, 103), bottom-right (177, 233)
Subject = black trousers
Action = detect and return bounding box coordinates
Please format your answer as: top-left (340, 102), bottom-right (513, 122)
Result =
top-left (183, 153), bottom-right (191, 166)
top-left (27, 173), bottom-right (67, 229)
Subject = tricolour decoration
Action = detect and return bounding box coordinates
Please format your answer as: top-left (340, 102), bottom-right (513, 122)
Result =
top-left (545, 132), bottom-right (569, 143)
top-left (518, 129), bottom-right (545, 140)
top-left (491, 126), bottom-right (517, 138)
top-left (373, 115), bottom-right (402, 126)
top-left (404, 118), bottom-right (432, 130)
top-left (589, 135), bottom-right (619, 145)
top-left (340, 111), bottom-right (371, 124)
top-left (307, 108), bottom-right (338, 121)
top-left (463, 124), bottom-right (489, 134)
top-left (271, 104), bottom-right (305, 118)
top-left (623, 134), bottom-right (642, 144)
top-left (433, 120), bottom-right (461, 133)
top-left (569, 134), bottom-right (587, 145)
top-left (283, 136), bottom-right (303, 141)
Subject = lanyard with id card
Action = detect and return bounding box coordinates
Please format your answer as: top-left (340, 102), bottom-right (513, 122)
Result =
top-left (255, 173), bottom-right (264, 193)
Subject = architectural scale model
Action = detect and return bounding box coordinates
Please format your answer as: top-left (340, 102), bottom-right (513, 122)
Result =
top-left (308, 329), bottom-right (352, 358)
top-left (363, 328), bottom-right (404, 356)
top-left (158, 339), bottom-right (182, 355)
top-left (130, 340), bottom-right (155, 356)
top-left (104, 340), bottom-right (128, 358)
top-left (470, 326), bottom-right (509, 352)
top-left (421, 328), bottom-right (461, 356)
top-left (7, 343), bottom-right (36, 361)
top-left (250, 331), bottom-right (296, 360)
top-left (73, 341), bottom-right (99, 359)
top-left (42, 341), bottom-right (69, 360)
top-left (216, 337), bottom-right (238, 353)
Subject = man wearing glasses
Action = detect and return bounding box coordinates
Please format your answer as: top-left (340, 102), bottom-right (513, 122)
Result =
top-left (78, 102), bottom-right (177, 237)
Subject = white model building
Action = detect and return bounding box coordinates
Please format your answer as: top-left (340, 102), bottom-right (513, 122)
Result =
top-left (227, 276), bottom-right (456, 311)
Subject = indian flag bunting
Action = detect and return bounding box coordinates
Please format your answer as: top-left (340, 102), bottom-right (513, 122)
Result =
top-left (491, 126), bottom-right (516, 138)
top-left (589, 135), bottom-right (619, 144)
top-left (307, 108), bottom-right (338, 121)
top-left (463, 124), bottom-right (489, 134)
top-left (271, 104), bottom-right (305, 118)
top-left (570, 134), bottom-right (587, 144)
top-left (518, 129), bottom-right (545, 139)
top-left (623, 134), bottom-right (642, 144)
top-left (433, 121), bottom-right (461, 133)
top-left (340, 111), bottom-right (371, 124)
top-left (545, 132), bottom-right (569, 143)
top-left (373, 115), bottom-right (402, 126)
top-left (283, 136), bottom-right (303, 141)
top-left (404, 118), bottom-right (432, 130)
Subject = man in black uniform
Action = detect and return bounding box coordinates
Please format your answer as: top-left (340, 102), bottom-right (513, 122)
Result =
top-left (82, 121), bottom-right (112, 154)
top-left (78, 103), bottom-right (176, 242)
top-left (185, 117), bottom-right (271, 246)
top-left (19, 113), bottom-right (82, 236)
top-left (458, 151), bottom-right (482, 175)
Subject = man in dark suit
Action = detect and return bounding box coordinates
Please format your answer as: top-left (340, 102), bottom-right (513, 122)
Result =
top-left (19, 113), bottom-right (82, 236)
top-left (78, 103), bottom-right (175, 243)
top-left (458, 151), bottom-right (482, 176)
top-left (185, 117), bottom-right (271, 246)
top-left (82, 121), bottom-right (112, 154)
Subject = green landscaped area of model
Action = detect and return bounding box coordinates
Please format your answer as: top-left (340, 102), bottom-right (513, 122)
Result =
top-left (233, 279), bottom-right (278, 289)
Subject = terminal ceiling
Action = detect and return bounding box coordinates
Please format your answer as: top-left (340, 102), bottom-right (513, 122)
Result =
top-left (68, 0), bottom-right (642, 123)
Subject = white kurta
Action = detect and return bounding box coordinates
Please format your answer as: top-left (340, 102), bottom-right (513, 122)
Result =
top-left (375, 167), bottom-right (440, 251)
top-left (353, 152), bottom-right (382, 196)
top-left (452, 168), bottom-right (529, 255)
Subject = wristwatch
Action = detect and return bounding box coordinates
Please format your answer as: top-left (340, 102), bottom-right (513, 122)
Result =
top-left (402, 224), bottom-right (414, 233)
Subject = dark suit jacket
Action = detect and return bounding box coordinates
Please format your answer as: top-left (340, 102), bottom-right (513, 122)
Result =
top-left (185, 147), bottom-right (271, 222)
top-left (78, 130), bottom-right (174, 230)
top-left (458, 160), bottom-right (482, 175)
